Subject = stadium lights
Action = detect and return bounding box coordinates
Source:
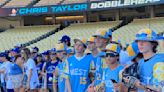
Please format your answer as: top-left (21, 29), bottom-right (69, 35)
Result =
top-left (56, 16), bottom-right (84, 20)
top-left (45, 17), bottom-right (53, 20)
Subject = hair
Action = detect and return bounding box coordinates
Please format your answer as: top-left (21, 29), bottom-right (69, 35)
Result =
top-left (117, 54), bottom-right (120, 62)
top-left (66, 41), bottom-right (71, 47)
top-left (151, 41), bottom-right (159, 53)
top-left (5, 53), bottom-right (10, 61)
top-left (22, 48), bottom-right (31, 61)
top-left (132, 53), bottom-right (143, 62)
top-left (108, 36), bottom-right (112, 42)
top-left (14, 54), bottom-right (22, 62)
top-left (44, 54), bottom-right (51, 62)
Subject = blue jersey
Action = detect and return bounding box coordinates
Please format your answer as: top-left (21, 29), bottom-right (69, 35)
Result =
top-left (56, 61), bottom-right (68, 92)
top-left (46, 61), bottom-right (58, 86)
top-left (138, 53), bottom-right (164, 86)
top-left (102, 65), bottom-right (123, 92)
top-left (36, 62), bottom-right (44, 84)
top-left (89, 54), bottom-right (99, 66)
top-left (9, 63), bottom-right (23, 75)
top-left (36, 62), bottom-right (44, 74)
top-left (95, 56), bottom-right (107, 86)
top-left (66, 55), bottom-right (95, 92)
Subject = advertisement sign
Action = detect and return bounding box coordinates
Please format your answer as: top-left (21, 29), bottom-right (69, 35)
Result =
top-left (0, 3), bottom-right (88, 16)
top-left (0, 0), bottom-right (164, 17)
top-left (90, 0), bottom-right (163, 9)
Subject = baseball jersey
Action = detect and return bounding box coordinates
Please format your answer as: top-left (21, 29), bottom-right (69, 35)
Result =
top-left (94, 52), bottom-right (107, 86)
top-left (36, 62), bottom-right (44, 84)
top-left (102, 65), bottom-right (124, 92)
top-left (55, 61), bottom-right (68, 92)
top-left (138, 53), bottom-right (164, 86)
top-left (66, 55), bottom-right (95, 92)
top-left (89, 54), bottom-right (99, 66)
top-left (45, 61), bottom-right (58, 86)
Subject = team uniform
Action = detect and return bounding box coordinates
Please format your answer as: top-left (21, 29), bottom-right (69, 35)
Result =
top-left (102, 65), bottom-right (124, 92)
top-left (135, 28), bottom-right (164, 92)
top-left (94, 51), bottom-right (107, 86)
top-left (36, 61), bottom-right (44, 88)
top-left (139, 54), bottom-right (164, 89)
top-left (45, 61), bottom-right (58, 90)
top-left (66, 55), bottom-right (95, 92)
top-left (88, 54), bottom-right (99, 66)
top-left (54, 60), bottom-right (68, 92)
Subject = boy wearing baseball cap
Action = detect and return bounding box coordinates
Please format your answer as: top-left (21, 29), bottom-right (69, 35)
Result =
top-left (124, 28), bottom-right (164, 92)
top-left (91, 43), bottom-right (124, 92)
top-left (53, 43), bottom-right (72, 92)
top-left (65, 38), bottom-right (95, 92)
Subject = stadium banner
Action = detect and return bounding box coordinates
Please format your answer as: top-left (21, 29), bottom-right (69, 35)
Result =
top-left (90, 0), bottom-right (164, 9)
top-left (0, 3), bottom-right (88, 16)
top-left (0, 0), bottom-right (164, 17)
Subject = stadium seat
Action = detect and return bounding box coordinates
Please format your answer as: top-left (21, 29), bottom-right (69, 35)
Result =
top-left (3, 0), bottom-right (35, 8)
top-left (113, 17), bottom-right (164, 53)
top-left (89, 0), bottom-right (104, 2)
top-left (34, 0), bottom-right (62, 6)
top-left (62, 0), bottom-right (87, 4)
top-left (0, 25), bottom-right (59, 51)
top-left (0, 0), bottom-right (8, 6)
top-left (28, 21), bottom-right (120, 52)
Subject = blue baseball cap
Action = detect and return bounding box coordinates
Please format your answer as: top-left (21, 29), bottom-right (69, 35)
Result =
top-left (42, 51), bottom-right (49, 55)
top-left (59, 35), bottom-right (71, 43)
top-left (11, 48), bottom-right (20, 54)
top-left (93, 29), bottom-right (109, 39)
top-left (107, 29), bottom-right (113, 37)
top-left (157, 33), bottom-right (164, 40)
top-left (32, 47), bottom-right (39, 53)
top-left (36, 54), bottom-right (42, 57)
top-left (50, 48), bottom-right (56, 53)
top-left (126, 42), bottom-right (140, 61)
top-left (0, 52), bottom-right (8, 58)
top-left (135, 28), bottom-right (157, 41)
top-left (104, 43), bottom-right (121, 54)
top-left (55, 43), bottom-right (67, 52)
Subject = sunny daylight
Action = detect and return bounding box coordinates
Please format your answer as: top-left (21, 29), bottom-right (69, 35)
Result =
top-left (0, 0), bottom-right (164, 92)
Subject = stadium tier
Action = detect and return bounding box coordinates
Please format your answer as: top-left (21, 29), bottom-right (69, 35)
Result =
top-left (113, 17), bottom-right (164, 53)
top-left (0, 0), bottom-right (8, 6)
top-left (28, 21), bottom-right (120, 52)
top-left (62, 0), bottom-right (87, 4)
top-left (0, 18), bottom-right (163, 53)
top-left (34, 0), bottom-right (62, 6)
top-left (26, 18), bottom-right (164, 53)
top-left (3, 0), bottom-right (35, 8)
top-left (0, 25), bottom-right (59, 51)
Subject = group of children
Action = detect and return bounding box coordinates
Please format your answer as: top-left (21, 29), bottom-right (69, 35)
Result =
top-left (0, 28), bottom-right (163, 92)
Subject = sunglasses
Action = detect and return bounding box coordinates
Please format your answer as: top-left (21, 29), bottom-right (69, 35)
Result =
top-left (32, 52), bottom-right (37, 54)
top-left (105, 53), bottom-right (119, 57)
